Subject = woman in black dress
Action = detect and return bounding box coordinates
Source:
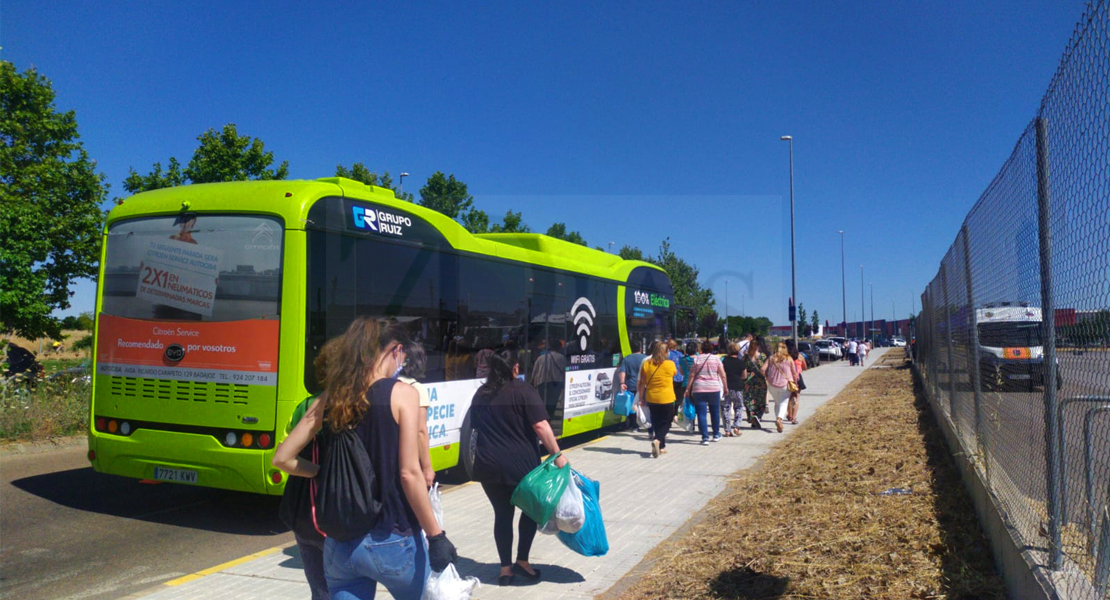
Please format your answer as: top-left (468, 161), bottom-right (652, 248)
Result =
top-left (470, 349), bottom-right (569, 586)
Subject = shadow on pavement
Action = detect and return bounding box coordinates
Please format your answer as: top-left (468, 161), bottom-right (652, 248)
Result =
top-left (455, 555), bottom-right (584, 585)
top-left (707, 566), bottom-right (789, 599)
top-left (581, 446), bottom-right (648, 457)
top-left (10, 466), bottom-right (285, 535)
top-left (911, 368), bottom-right (1007, 598)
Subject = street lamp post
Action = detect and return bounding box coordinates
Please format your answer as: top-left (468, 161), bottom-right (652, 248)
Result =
top-left (870, 283), bottom-right (875, 344)
top-left (838, 230), bottom-right (846, 337)
top-left (399, 172), bottom-right (410, 195)
top-left (781, 135), bottom-right (797, 345)
top-left (725, 280), bottom-right (729, 338)
top-left (860, 265), bottom-right (865, 341)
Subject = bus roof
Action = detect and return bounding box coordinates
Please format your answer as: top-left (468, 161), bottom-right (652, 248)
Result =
top-left (976, 306), bottom-right (1042, 323)
top-left (107, 177), bottom-right (667, 285)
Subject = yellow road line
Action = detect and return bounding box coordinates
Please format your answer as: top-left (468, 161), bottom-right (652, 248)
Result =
top-left (164, 544), bottom-right (289, 586)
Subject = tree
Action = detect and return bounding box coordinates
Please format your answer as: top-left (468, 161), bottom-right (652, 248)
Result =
top-left (545, 222), bottom-right (587, 246)
top-left (334, 162), bottom-right (414, 201)
top-left (651, 238), bottom-right (715, 333)
top-left (185, 124), bottom-right (288, 183)
top-left (619, 245), bottom-right (646, 261)
top-left (460, 208), bottom-right (490, 234)
top-left (123, 123), bottom-right (288, 195)
top-left (490, 210), bottom-right (530, 233)
top-left (76, 311), bottom-right (95, 331)
top-left (122, 157), bottom-right (185, 194)
top-left (418, 172), bottom-right (473, 220)
top-left (0, 62), bottom-right (108, 340)
top-left (811, 310), bottom-right (820, 335)
top-left (797, 304), bottom-right (807, 335)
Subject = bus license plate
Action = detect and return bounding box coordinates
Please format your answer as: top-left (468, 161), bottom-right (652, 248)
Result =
top-left (154, 467), bottom-right (198, 484)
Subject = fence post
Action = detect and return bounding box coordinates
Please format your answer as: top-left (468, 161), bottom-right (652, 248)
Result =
top-left (961, 225), bottom-right (986, 482)
top-left (942, 266), bottom-right (957, 431)
top-left (1036, 116), bottom-right (1062, 570)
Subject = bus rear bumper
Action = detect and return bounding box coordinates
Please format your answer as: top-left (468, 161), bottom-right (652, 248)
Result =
top-left (89, 429), bottom-right (280, 495)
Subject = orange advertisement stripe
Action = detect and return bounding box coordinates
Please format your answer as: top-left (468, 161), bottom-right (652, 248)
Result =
top-left (97, 314), bottom-right (279, 373)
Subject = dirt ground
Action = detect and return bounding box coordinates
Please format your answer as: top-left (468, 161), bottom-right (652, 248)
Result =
top-left (618, 351), bottom-right (1005, 599)
top-left (2, 330), bottom-right (90, 363)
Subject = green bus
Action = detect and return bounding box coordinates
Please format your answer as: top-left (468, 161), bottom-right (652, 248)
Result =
top-left (88, 178), bottom-right (675, 494)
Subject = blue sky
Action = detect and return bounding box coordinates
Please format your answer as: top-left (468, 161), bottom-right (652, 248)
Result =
top-left (2, 1), bottom-right (1089, 327)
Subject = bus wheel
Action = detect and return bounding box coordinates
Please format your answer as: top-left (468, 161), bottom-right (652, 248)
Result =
top-left (460, 411), bottom-right (478, 481)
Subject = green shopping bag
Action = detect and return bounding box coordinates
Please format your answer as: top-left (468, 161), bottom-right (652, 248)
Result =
top-left (511, 452), bottom-right (571, 526)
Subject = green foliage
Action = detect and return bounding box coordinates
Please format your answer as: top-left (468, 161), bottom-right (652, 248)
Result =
top-left (73, 333), bottom-right (94, 351)
top-left (724, 315), bottom-right (774, 337)
top-left (335, 162), bottom-right (414, 201)
top-left (545, 222), bottom-right (588, 246)
top-left (651, 239), bottom-right (716, 335)
top-left (619, 245), bottom-right (646, 261)
top-left (0, 62), bottom-right (108, 340)
top-left (122, 123), bottom-right (288, 196)
top-left (1059, 310), bottom-right (1110, 346)
top-left (185, 124), bottom-right (289, 183)
top-left (460, 208), bottom-right (491, 233)
top-left (811, 310), bottom-right (820, 334)
top-left (122, 157), bottom-right (186, 195)
top-left (418, 171), bottom-right (473, 220)
top-left (490, 210), bottom-right (530, 233)
top-left (76, 311), bottom-right (94, 331)
top-left (797, 304), bottom-right (807, 332)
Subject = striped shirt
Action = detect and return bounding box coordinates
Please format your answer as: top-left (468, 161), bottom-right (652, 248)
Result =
top-left (689, 354), bottom-right (723, 393)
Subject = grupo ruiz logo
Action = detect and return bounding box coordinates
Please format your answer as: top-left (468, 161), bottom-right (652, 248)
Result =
top-left (571, 297), bottom-right (596, 351)
top-left (352, 204), bottom-right (413, 236)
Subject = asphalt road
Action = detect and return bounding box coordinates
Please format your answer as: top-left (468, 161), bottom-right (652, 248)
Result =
top-left (930, 351), bottom-right (1110, 541)
top-left (0, 442), bottom-right (293, 600)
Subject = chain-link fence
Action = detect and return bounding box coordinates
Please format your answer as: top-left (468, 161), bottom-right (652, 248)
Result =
top-left (914, 1), bottom-right (1110, 597)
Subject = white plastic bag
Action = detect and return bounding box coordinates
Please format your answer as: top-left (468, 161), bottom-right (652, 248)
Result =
top-left (428, 483), bottom-right (444, 528)
top-left (422, 563), bottom-right (480, 600)
top-left (552, 470), bottom-right (585, 533)
top-left (539, 516), bottom-right (560, 535)
top-left (634, 400), bottom-right (652, 428)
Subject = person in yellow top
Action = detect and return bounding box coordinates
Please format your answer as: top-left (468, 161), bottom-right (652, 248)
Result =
top-left (637, 341), bottom-right (677, 458)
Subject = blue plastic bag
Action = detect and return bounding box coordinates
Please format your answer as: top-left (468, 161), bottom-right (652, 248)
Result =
top-left (556, 470), bottom-right (608, 557)
top-left (683, 398), bottom-right (695, 421)
top-left (613, 391), bottom-right (635, 416)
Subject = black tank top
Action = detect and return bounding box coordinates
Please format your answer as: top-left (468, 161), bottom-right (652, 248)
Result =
top-left (353, 378), bottom-right (419, 535)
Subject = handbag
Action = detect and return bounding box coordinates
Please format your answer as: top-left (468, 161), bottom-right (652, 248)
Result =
top-left (311, 425), bottom-right (383, 542)
top-left (797, 373), bottom-right (807, 391)
top-left (774, 360), bottom-right (800, 393)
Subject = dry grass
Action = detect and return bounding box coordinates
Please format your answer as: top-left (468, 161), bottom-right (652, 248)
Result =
top-left (618, 351), bottom-right (1005, 600)
top-left (3, 329), bottom-right (90, 361)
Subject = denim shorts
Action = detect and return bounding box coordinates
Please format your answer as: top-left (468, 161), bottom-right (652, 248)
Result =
top-left (324, 529), bottom-right (429, 600)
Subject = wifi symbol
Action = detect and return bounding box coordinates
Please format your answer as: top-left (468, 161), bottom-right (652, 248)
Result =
top-left (571, 297), bottom-right (597, 351)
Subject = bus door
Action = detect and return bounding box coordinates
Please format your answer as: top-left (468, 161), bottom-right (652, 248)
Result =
top-left (527, 293), bottom-right (567, 435)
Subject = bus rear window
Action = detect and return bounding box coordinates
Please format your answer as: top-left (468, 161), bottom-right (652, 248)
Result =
top-left (101, 215), bottom-right (283, 322)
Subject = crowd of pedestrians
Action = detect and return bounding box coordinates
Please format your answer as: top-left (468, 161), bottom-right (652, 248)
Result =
top-left (271, 320), bottom-right (841, 598)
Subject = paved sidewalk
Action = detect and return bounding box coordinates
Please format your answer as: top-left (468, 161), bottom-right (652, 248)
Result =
top-left (138, 350), bottom-right (887, 600)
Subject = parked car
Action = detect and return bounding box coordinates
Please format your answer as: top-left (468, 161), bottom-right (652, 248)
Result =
top-left (594, 372), bottom-right (613, 400)
top-left (815, 340), bottom-right (841, 361)
top-left (891, 337), bottom-right (907, 347)
top-left (797, 341), bottom-right (821, 368)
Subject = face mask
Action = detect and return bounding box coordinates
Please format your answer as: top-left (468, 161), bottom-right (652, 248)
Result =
top-left (390, 348), bottom-right (405, 379)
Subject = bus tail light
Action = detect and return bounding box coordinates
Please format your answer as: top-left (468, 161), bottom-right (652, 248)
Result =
top-left (108, 420), bottom-right (118, 434)
top-left (95, 417), bottom-right (106, 432)
top-left (258, 433), bottom-right (272, 449)
top-left (241, 432), bottom-right (254, 448)
top-left (87, 450), bottom-right (96, 461)
top-left (270, 471), bottom-right (283, 484)
top-left (225, 432), bottom-right (238, 447)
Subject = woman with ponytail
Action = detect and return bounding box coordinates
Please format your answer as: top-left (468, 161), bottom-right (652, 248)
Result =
top-left (470, 349), bottom-right (569, 586)
top-left (273, 317), bottom-right (457, 600)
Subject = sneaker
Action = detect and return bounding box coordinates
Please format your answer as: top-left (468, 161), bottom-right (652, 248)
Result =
top-left (712, 435), bottom-right (722, 442)
top-left (700, 439), bottom-right (709, 446)
top-left (651, 439), bottom-right (660, 458)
